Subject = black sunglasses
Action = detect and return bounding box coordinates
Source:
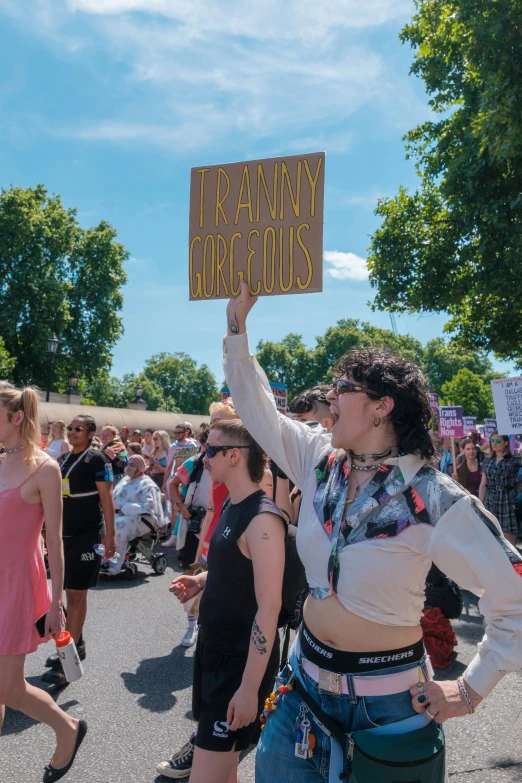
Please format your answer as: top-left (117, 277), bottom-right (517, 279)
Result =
top-left (331, 378), bottom-right (380, 398)
top-left (207, 444), bottom-right (250, 459)
top-left (67, 425), bottom-right (86, 432)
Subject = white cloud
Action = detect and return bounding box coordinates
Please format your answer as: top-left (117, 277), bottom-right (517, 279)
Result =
top-left (324, 251), bottom-right (369, 281)
top-left (0, 0), bottom-right (417, 152)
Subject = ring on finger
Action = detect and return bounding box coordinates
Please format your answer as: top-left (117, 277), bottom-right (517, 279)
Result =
top-left (417, 693), bottom-right (428, 705)
top-left (416, 682), bottom-right (425, 692)
top-left (426, 707), bottom-right (436, 719)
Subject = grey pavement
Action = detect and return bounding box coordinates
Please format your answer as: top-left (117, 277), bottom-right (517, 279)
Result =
top-left (2, 548), bottom-right (522, 783)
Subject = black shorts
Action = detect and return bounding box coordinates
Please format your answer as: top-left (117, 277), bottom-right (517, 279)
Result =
top-left (193, 628), bottom-right (280, 753)
top-left (179, 530), bottom-right (199, 570)
top-left (63, 529), bottom-right (103, 591)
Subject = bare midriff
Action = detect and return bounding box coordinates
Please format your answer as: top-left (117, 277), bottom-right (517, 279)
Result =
top-left (304, 594), bottom-right (423, 653)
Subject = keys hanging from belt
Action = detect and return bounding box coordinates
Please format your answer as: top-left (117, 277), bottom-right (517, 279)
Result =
top-left (295, 705), bottom-right (316, 759)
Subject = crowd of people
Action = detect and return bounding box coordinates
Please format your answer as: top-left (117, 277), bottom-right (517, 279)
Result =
top-left (1, 283), bottom-right (522, 782)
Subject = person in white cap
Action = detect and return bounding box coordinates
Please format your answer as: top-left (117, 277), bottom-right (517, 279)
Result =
top-left (109, 455), bottom-right (166, 575)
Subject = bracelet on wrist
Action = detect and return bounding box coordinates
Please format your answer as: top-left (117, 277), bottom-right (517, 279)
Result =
top-left (457, 677), bottom-right (475, 714)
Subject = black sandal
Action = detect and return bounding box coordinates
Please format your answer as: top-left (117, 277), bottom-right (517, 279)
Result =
top-left (43, 720), bottom-right (87, 782)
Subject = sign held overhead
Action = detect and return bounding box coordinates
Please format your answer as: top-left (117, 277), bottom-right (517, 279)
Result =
top-left (491, 377), bottom-right (522, 435)
top-left (189, 152), bottom-right (325, 300)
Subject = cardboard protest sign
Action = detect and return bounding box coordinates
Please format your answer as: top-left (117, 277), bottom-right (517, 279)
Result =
top-left (428, 393), bottom-right (439, 415)
top-left (221, 383), bottom-right (289, 415)
top-left (173, 445), bottom-right (199, 463)
top-left (189, 152), bottom-right (325, 300)
top-left (491, 377), bottom-right (522, 435)
top-left (463, 416), bottom-right (477, 433)
top-left (438, 406), bottom-right (465, 438)
top-left (483, 418), bottom-right (498, 438)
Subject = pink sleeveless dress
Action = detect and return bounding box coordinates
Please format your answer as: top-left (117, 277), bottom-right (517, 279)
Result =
top-left (0, 461), bottom-right (52, 655)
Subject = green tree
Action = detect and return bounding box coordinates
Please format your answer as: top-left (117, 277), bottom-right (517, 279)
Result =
top-left (256, 320), bottom-right (426, 400)
top-left (314, 320), bottom-right (425, 383)
top-left (367, 0), bottom-right (522, 363)
top-left (422, 338), bottom-right (492, 395)
top-left (441, 368), bottom-right (494, 421)
top-left (82, 372), bottom-right (126, 409)
top-left (0, 184), bottom-right (128, 389)
top-left (256, 334), bottom-right (317, 400)
top-left (0, 336), bottom-right (16, 380)
top-left (142, 353), bottom-right (218, 415)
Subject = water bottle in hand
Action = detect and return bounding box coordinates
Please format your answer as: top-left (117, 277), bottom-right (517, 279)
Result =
top-left (93, 543), bottom-right (120, 563)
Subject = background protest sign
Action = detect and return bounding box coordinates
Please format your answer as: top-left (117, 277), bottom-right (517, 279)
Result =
top-left (491, 377), bottom-right (522, 435)
top-left (221, 382), bottom-right (289, 415)
top-left (189, 152), bottom-right (325, 300)
top-left (463, 416), bottom-right (477, 432)
top-left (428, 392), bottom-right (439, 414)
top-left (484, 418), bottom-right (498, 438)
top-left (438, 406), bottom-right (465, 438)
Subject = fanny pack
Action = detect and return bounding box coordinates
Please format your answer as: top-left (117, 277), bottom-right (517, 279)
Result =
top-left (291, 671), bottom-right (445, 782)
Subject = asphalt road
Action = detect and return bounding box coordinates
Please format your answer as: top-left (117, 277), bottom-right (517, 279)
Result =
top-left (2, 547), bottom-right (522, 783)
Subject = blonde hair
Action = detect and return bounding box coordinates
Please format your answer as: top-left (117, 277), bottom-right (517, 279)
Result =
top-left (102, 424), bottom-right (119, 438)
top-left (209, 399), bottom-right (239, 422)
top-left (0, 383), bottom-right (41, 465)
top-left (153, 430), bottom-right (170, 454)
top-left (48, 420), bottom-right (68, 446)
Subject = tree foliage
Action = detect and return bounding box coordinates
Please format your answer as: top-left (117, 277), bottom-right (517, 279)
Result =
top-left (256, 320), bottom-right (497, 419)
top-left (83, 353), bottom-right (218, 415)
top-left (0, 185), bottom-right (128, 389)
top-left (441, 368), bottom-right (494, 421)
top-left (0, 336), bottom-right (16, 380)
top-left (367, 0), bottom-right (522, 364)
top-left (422, 338), bottom-right (491, 395)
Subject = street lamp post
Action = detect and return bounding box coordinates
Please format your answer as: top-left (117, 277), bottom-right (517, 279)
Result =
top-left (46, 334), bottom-right (60, 403)
top-left (68, 372), bottom-right (78, 395)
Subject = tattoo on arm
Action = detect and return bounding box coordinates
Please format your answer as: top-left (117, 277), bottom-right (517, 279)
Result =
top-left (228, 313), bottom-right (240, 334)
top-left (251, 619), bottom-right (268, 655)
top-left (262, 532), bottom-right (269, 540)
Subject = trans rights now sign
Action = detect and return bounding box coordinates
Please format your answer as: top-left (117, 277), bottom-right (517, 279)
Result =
top-left (438, 406), bottom-right (465, 438)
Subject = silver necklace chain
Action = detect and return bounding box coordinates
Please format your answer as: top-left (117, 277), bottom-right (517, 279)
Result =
top-left (351, 461), bottom-right (384, 471)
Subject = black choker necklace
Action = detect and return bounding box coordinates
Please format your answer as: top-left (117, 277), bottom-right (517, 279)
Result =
top-left (350, 447), bottom-right (396, 464)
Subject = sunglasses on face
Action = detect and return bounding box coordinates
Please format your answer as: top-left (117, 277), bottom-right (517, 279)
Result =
top-left (490, 438), bottom-right (502, 444)
top-left (206, 444), bottom-right (250, 459)
top-left (174, 430), bottom-right (185, 435)
top-left (67, 425), bottom-right (85, 433)
top-left (331, 378), bottom-right (380, 398)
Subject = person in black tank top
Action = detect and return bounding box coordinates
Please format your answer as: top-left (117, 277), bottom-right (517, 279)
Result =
top-left (169, 419), bottom-right (286, 783)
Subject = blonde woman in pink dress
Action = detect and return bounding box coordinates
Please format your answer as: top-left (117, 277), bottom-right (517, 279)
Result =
top-left (0, 384), bottom-right (87, 782)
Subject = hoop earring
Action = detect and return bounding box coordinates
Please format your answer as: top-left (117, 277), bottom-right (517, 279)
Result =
top-left (373, 416), bottom-right (381, 428)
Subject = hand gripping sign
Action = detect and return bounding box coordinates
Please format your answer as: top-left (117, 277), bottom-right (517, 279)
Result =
top-left (189, 152), bottom-right (325, 300)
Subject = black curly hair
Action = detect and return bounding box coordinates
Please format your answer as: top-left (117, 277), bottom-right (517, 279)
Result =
top-left (335, 346), bottom-right (434, 459)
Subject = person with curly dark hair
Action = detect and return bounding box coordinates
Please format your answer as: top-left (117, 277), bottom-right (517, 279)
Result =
top-left (223, 281), bottom-right (522, 783)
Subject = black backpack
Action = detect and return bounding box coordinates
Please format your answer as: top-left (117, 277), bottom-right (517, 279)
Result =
top-left (278, 522), bottom-right (307, 630)
top-left (424, 563), bottom-right (463, 620)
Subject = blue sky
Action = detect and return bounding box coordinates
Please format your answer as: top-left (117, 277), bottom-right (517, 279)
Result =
top-left (0, 0), bottom-right (514, 386)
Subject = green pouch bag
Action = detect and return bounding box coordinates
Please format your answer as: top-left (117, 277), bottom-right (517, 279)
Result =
top-left (350, 722), bottom-right (445, 783)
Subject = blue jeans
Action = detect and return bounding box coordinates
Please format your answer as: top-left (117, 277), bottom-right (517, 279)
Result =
top-left (255, 658), bottom-right (430, 783)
